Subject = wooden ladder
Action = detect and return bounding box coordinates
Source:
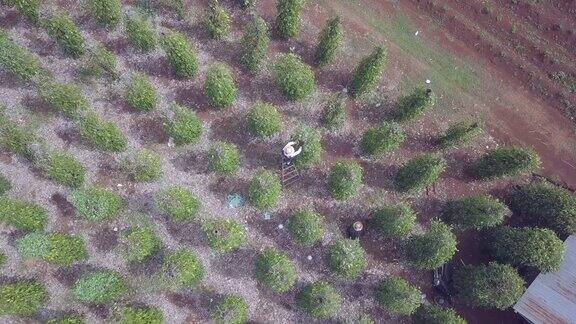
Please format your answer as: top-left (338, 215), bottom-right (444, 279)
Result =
top-left (281, 160), bottom-right (300, 187)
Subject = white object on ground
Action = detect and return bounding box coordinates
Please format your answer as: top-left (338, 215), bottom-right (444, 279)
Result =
top-left (307, 255), bottom-right (312, 261)
top-left (425, 79), bottom-right (431, 84)
top-left (113, 227), bottom-right (118, 232)
top-left (278, 224), bottom-right (284, 229)
top-left (415, 30), bottom-right (419, 36)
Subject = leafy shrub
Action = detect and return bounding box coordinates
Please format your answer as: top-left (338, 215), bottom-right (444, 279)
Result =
top-left (320, 92), bottom-right (346, 129)
top-left (488, 226), bottom-right (564, 272)
top-left (16, 232), bottom-right (88, 266)
top-left (120, 226), bottom-right (160, 262)
top-left (77, 111), bottom-right (127, 152)
top-left (297, 281), bottom-right (341, 319)
top-left (248, 169), bottom-right (281, 210)
top-left (42, 151), bottom-right (86, 188)
top-left (0, 280), bottom-right (47, 315)
top-left (405, 220), bottom-right (456, 270)
top-left (38, 80), bottom-right (88, 118)
top-left (164, 103), bottom-right (202, 146)
top-left (44, 12), bottom-right (86, 58)
top-left (14, 0), bottom-right (40, 24)
top-left (360, 122), bottom-right (405, 156)
top-left (212, 294), bottom-right (248, 324)
top-left (327, 160), bottom-right (363, 201)
top-left (240, 16), bottom-right (269, 74)
top-left (371, 202), bottom-right (416, 238)
top-left (273, 53), bottom-right (315, 101)
top-left (78, 44), bottom-right (119, 81)
top-left (509, 181), bottom-right (576, 237)
top-left (470, 146), bottom-right (541, 180)
top-left (327, 238), bottom-right (366, 278)
top-left (315, 16), bottom-right (343, 67)
top-left (0, 173), bottom-right (11, 195)
top-left (126, 72), bottom-right (157, 112)
top-left (442, 195), bottom-right (508, 230)
top-left (395, 154), bottom-right (446, 193)
top-left (47, 314), bottom-right (84, 324)
top-left (208, 141), bottom-right (240, 174)
top-left (155, 186), bottom-right (200, 221)
top-left (88, 0), bottom-right (122, 29)
top-left (15, 232), bottom-right (47, 259)
top-left (125, 15), bottom-right (156, 52)
top-left (72, 270), bottom-right (126, 305)
top-left (393, 87), bottom-right (435, 122)
top-left (246, 102), bottom-right (281, 138)
top-left (452, 262), bottom-right (525, 309)
top-left (160, 249), bottom-right (204, 288)
top-left (437, 120), bottom-right (482, 149)
top-left (255, 248), bottom-right (296, 293)
top-left (351, 46), bottom-right (387, 98)
top-left (204, 63), bottom-right (237, 109)
top-left (290, 126), bottom-right (322, 169)
top-left (203, 218), bottom-right (246, 252)
top-left (0, 114), bottom-right (35, 157)
top-left (205, 3), bottom-right (231, 39)
top-left (162, 30), bottom-right (198, 78)
top-left (376, 276), bottom-right (421, 315)
top-left (0, 252), bottom-right (5, 268)
top-left (0, 197), bottom-right (47, 231)
top-left (68, 187), bottom-right (122, 221)
top-left (117, 306), bottom-right (163, 324)
top-left (0, 30), bottom-right (42, 81)
top-left (123, 148), bottom-right (163, 182)
top-left (413, 304), bottom-right (466, 324)
top-left (287, 209), bottom-right (324, 246)
top-left (275, 0), bottom-right (303, 38)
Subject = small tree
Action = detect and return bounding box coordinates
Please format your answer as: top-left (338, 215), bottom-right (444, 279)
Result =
top-left (437, 120), bottom-right (482, 149)
top-left (72, 270), bottom-right (126, 305)
top-left (320, 92), bottom-right (347, 129)
top-left (77, 111), bottom-right (127, 152)
top-left (488, 226), bottom-right (564, 272)
top-left (205, 63), bottom-right (237, 109)
top-left (203, 218), bottom-right (246, 252)
top-left (88, 0), bottom-right (121, 29)
top-left (14, 0), bottom-right (40, 25)
top-left (350, 46), bottom-right (387, 98)
top-left (123, 148), bottom-right (163, 182)
top-left (469, 146), bottom-right (541, 180)
top-left (208, 141), bottom-right (240, 174)
top-left (376, 276), bottom-right (421, 315)
top-left (164, 103), bottom-right (202, 146)
top-left (393, 87), bottom-right (435, 122)
top-left (360, 121), bottom-right (405, 156)
top-left (315, 16), bottom-right (343, 67)
top-left (0, 113), bottom-right (35, 157)
top-left (160, 249), bottom-right (204, 288)
top-left (452, 262), bottom-right (525, 309)
top-left (205, 2), bottom-right (231, 39)
top-left (248, 169), bottom-right (281, 210)
top-left (155, 186), bottom-right (200, 221)
top-left (0, 197), bottom-right (47, 231)
top-left (412, 304), bottom-right (466, 324)
top-left (120, 226), bottom-right (160, 262)
top-left (287, 208), bottom-right (325, 246)
top-left (297, 281), bottom-right (342, 319)
top-left (69, 187), bottom-right (122, 221)
top-left (78, 44), bottom-right (119, 81)
top-left (212, 294), bottom-right (248, 324)
top-left (327, 238), bottom-right (366, 279)
top-left (442, 195), bottom-right (509, 230)
top-left (38, 80), bottom-right (89, 118)
top-left (240, 16), bottom-right (270, 74)
top-left (42, 151), bottom-right (86, 188)
top-left (273, 53), bottom-right (315, 101)
top-left (371, 202), bottom-right (416, 238)
top-left (0, 174), bottom-right (10, 195)
top-left (0, 280), bottom-right (47, 316)
top-left (405, 220), bottom-right (456, 270)
top-left (255, 248), bottom-right (296, 293)
top-left (327, 160), bottom-right (363, 201)
top-left (162, 30), bottom-right (198, 78)
top-left (116, 306), bottom-right (163, 324)
top-left (16, 232), bottom-right (87, 266)
top-left (44, 12), bottom-right (86, 58)
top-left (125, 15), bottom-right (156, 52)
top-left (0, 30), bottom-right (42, 81)
top-left (275, 0), bottom-right (303, 38)
top-left (291, 126), bottom-right (323, 169)
top-left (246, 102), bottom-right (281, 138)
top-left (395, 154), bottom-right (446, 193)
top-left (126, 72), bottom-right (157, 112)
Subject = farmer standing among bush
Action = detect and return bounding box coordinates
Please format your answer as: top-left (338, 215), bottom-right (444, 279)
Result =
top-left (282, 141), bottom-right (303, 165)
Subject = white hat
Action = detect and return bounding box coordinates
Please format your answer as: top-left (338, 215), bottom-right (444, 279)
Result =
top-left (284, 145), bottom-right (295, 155)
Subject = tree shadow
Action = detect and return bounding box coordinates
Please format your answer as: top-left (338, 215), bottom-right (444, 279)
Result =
top-left (174, 83), bottom-right (213, 116)
top-left (171, 150), bottom-right (209, 174)
top-left (130, 114), bottom-right (168, 144)
top-left (351, 95), bottom-right (396, 123)
top-left (316, 68), bottom-right (350, 93)
top-left (91, 227), bottom-right (118, 252)
top-left (51, 192), bottom-right (76, 219)
top-left (210, 247), bottom-right (256, 279)
top-left (167, 287), bottom-right (220, 321)
top-left (443, 150), bottom-right (475, 182)
top-left (128, 248), bottom-right (166, 276)
top-left (164, 218), bottom-right (205, 247)
top-left (129, 55), bottom-right (173, 79)
top-left (286, 167), bottom-right (330, 200)
top-left (322, 132), bottom-right (357, 159)
top-left (208, 175), bottom-right (248, 205)
top-left (53, 264), bottom-right (99, 287)
top-left (359, 160), bottom-right (397, 190)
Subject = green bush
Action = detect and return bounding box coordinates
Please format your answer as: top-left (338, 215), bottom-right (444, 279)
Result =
top-left (0, 173), bottom-right (11, 195)
top-left (0, 30), bottom-right (42, 81)
top-left (16, 232), bottom-right (88, 266)
top-left (123, 148), bottom-right (163, 182)
top-left (15, 232), bottom-right (48, 260)
top-left (44, 12), bottom-right (86, 58)
top-left (120, 226), bottom-right (160, 262)
top-left (155, 186), bottom-right (200, 221)
top-left (42, 151), bottom-right (86, 188)
top-left (360, 122), bottom-right (405, 156)
top-left (393, 87), bottom-right (435, 122)
top-left (376, 276), bottom-right (421, 315)
top-left (0, 197), bottom-right (47, 231)
top-left (291, 126), bottom-right (323, 169)
top-left (204, 63), bottom-right (237, 109)
top-left (351, 46), bottom-right (387, 98)
top-left (470, 146), bottom-right (541, 180)
top-left (0, 252), bottom-right (5, 268)
top-left (203, 218), bottom-right (246, 252)
top-left (205, 3), bottom-right (231, 39)
top-left (88, 0), bottom-right (122, 29)
top-left (442, 195), bottom-right (508, 230)
top-left (160, 249), bottom-right (204, 288)
top-left (117, 306), bottom-right (163, 324)
top-left (255, 247), bottom-right (296, 293)
top-left (248, 169), bottom-right (281, 210)
top-left (125, 15), bottom-right (156, 52)
top-left (275, 0), bottom-right (303, 38)
top-left (395, 154), bottom-right (445, 193)
top-left (212, 294), bottom-right (248, 324)
top-left (405, 220), bottom-right (456, 270)
top-left (47, 314), bottom-right (84, 324)
top-left (320, 92), bottom-right (346, 129)
top-left (78, 44), bottom-right (119, 81)
top-left (371, 202), bottom-right (416, 238)
top-left (315, 16), bottom-right (343, 67)
top-left (287, 209), bottom-right (324, 246)
top-left (77, 111), bottom-right (127, 152)
top-left (509, 181), bottom-right (576, 237)
top-left (0, 280), bottom-right (47, 316)
top-left (14, 0), bottom-right (40, 24)
top-left (488, 226), bottom-right (564, 272)
top-left (208, 141), bottom-right (240, 174)
top-left (297, 281), bottom-right (341, 319)
top-left (0, 114), bottom-right (35, 157)
top-left (327, 160), bottom-right (363, 201)
top-left (273, 53), bottom-right (315, 101)
top-left (162, 30), bottom-right (198, 78)
top-left (72, 270), bottom-right (126, 305)
top-left (126, 72), bottom-right (157, 112)
top-left (437, 120), bottom-right (482, 149)
top-left (164, 103), bottom-right (202, 146)
top-left (413, 304), bottom-right (466, 324)
top-left (327, 238), bottom-right (366, 278)
top-left (246, 102), bottom-right (281, 138)
top-left (38, 80), bottom-right (89, 118)
top-left (239, 0), bottom-right (257, 9)
top-left (452, 262), bottom-right (525, 309)
top-left (68, 187), bottom-right (122, 221)
top-left (240, 16), bottom-right (269, 74)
